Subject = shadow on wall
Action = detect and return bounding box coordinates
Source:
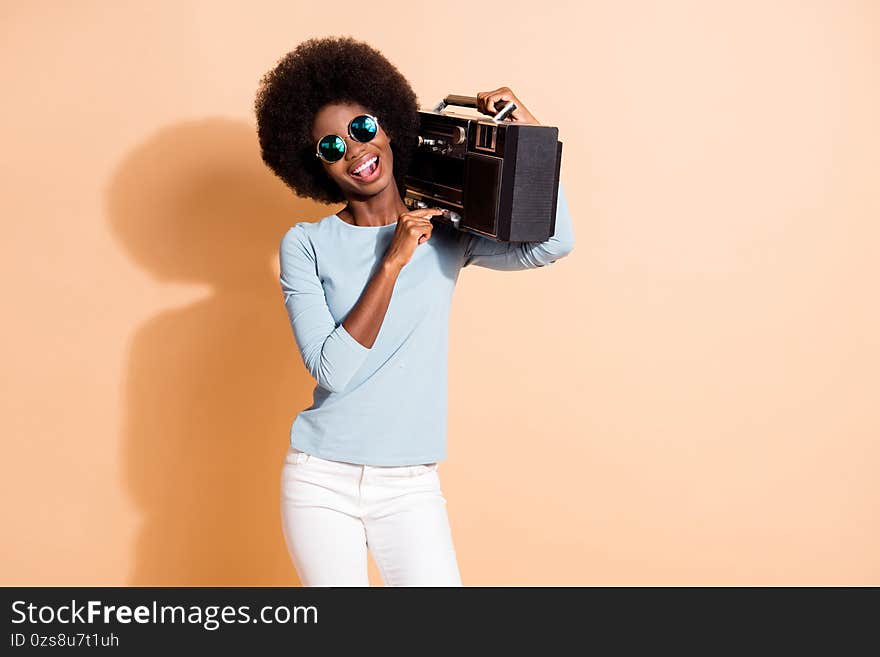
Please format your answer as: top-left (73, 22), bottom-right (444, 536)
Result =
top-left (106, 119), bottom-right (322, 585)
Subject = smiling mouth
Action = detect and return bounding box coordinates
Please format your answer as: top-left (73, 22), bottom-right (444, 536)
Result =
top-left (349, 155), bottom-right (380, 181)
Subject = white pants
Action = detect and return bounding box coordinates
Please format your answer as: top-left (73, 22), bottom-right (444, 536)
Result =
top-left (280, 447), bottom-right (463, 586)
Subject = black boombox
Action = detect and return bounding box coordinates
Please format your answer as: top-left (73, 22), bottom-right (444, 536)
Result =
top-left (403, 94), bottom-right (562, 243)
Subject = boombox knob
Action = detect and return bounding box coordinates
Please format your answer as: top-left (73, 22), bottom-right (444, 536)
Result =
top-left (441, 209), bottom-right (461, 227)
top-left (453, 127), bottom-right (466, 144)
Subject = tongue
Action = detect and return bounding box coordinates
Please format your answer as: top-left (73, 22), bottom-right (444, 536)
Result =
top-left (354, 159), bottom-right (377, 178)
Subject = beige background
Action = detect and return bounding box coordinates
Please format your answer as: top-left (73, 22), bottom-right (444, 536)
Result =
top-left (2, 0), bottom-right (877, 586)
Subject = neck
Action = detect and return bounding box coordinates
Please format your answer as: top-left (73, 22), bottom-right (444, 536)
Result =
top-left (341, 182), bottom-right (408, 227)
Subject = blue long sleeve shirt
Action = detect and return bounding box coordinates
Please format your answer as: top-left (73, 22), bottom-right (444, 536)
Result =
top-left (279, 181), bottom-right (574, 466)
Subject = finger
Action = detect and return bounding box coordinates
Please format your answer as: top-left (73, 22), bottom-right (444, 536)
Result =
top-left (480, 87), bottom-right (507, 99)
top-left (405, 218), bottom-right (434, 233)
top-left (477, 89), bottom-right (507, 115)
top-left (401, 216), bottom-right (437, 227)
top-left (403, 207), bottom-right (443, 216)
top-left (403, 208), bottom-right (446, 219)
top-left (485, 90), bottom-right (514, 114)
top-left (407, 222), bottom-right (434, 234)
top-left (486, 87), bottom-right (511, 102)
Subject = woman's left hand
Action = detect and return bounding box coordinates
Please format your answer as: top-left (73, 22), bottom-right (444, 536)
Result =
top-left (476, 86), bottom-right (541, 125)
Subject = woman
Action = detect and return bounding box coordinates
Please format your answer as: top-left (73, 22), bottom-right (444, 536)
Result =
top-left (254, 36), bottom-right (574, 586)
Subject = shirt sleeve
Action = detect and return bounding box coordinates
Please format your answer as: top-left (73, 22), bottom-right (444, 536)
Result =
top-left (279, 224), bottom-right (371, 394)
top-left (460, 180), bottom-right (575, 270)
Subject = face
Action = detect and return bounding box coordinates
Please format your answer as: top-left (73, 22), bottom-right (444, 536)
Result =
top-left (311, 101), bottom-right (395, 199)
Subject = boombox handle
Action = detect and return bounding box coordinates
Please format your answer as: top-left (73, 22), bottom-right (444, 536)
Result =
top-left (432, 94), bottom-right (517, 123)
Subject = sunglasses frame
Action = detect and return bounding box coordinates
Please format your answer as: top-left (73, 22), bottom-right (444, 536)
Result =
top-left (314, 113), bottom-right (381, 164)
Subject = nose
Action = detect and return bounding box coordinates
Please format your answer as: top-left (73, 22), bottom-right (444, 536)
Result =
top-left (344, 138), bottom-right (369, 162)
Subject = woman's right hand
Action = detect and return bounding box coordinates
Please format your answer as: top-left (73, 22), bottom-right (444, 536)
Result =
top-left (383, 208), bottom-right (445, 269)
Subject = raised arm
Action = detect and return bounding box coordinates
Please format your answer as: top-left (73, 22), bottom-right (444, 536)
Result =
top-left (460, 180), bottom-right (574, 270)
top-left (279, 224), bottom-right (371, 394)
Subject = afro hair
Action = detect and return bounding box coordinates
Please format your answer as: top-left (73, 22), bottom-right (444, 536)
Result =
top-left (254, 36), bottom-right (421, 205)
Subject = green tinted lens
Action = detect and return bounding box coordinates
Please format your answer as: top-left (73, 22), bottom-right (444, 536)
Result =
top-left (318, 135), bottom-right (345, 162)
top-left (349, 115), bottom-right (378, 142)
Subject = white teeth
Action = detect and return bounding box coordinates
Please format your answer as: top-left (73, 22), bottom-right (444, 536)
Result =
top-left (352, 156), bottom-right (377, 175)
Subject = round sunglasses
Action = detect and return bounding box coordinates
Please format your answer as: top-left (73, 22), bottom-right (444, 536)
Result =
top-left (314, 113), bottom-right (380, 163)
